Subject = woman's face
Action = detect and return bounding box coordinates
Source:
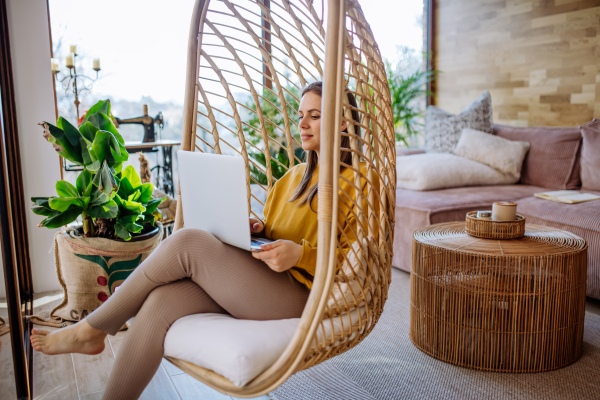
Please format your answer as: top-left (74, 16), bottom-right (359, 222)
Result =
top-left (298, 91), bottom-right (321, 153)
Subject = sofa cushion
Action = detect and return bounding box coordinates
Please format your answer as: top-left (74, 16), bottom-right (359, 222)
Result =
top-left (396, 153), bottom-right (517, 191)
top-left (517, 192), bottom-right (600, 299)
top-left (425, 91), bottom-right (493, 153)
top-left (494, 124), bottom-right (582, 190)
top-left (392, 184), bottom-right (547, 272)
top-left (453, 128), bottom-right (530, 179)
top-left (581, 120), bottom-right (600, 191)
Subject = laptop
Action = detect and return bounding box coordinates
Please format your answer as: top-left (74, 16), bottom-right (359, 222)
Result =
top-left (177, 151), bottom-right (274, 252)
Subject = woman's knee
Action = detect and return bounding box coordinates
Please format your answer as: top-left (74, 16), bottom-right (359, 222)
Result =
top-left (168, 227), bottom-right (216, 246)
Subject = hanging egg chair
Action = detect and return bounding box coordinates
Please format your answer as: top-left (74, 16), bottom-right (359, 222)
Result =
top-left (169, 0), bottom-right (396, 396)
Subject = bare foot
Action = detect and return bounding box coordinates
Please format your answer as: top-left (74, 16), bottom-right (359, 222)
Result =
top-left (31, 319), bottom-right (107, 355)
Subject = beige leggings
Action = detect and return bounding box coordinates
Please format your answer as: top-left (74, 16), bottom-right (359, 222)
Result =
top-left (86, 228), bottom-right (310, 400)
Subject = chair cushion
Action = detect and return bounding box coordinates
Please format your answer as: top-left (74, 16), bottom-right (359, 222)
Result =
top-left (164, 314), bottom-right (299, 387)
top-left (425, 91), bottom-right (493, 153)
top-left (494, 123), bottom-right (583, 190)
top-left (580, 119), bottom-right (600, 191)
top-left (396, 153), bottom-right (517, 191)
top-left (163, 308), bottom-right (367, 387)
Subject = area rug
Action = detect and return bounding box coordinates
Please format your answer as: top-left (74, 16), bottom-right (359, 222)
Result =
top-left (272, 269), bottom-right (600, 400)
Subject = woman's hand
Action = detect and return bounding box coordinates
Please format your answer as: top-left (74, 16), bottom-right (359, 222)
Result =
top-left (249, 218), bottom-right (264, 234)
top-left (252, 240), bottom-right (303, 273)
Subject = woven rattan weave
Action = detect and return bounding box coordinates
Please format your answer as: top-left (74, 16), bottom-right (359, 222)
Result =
top-left (410, 222), bottom-right (587, 373)
top-left (465, 211), bottom-right (526, 239)
top-left (170, 0), bottom-right (395, 396)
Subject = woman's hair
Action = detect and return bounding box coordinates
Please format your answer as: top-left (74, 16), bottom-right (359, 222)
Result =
top-left (288, 81), bottom-right (361, 209)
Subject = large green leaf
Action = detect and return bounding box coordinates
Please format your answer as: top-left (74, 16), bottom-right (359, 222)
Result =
top-left (97, 113), bottom-right (124, 145)
top-left (49, 196), bottom-right (82, 212)
top-left (56, 180), bottom-right (79, 198)
top-left (32, 206), bottom-right (60, 217)
top-left (117, 175), bottom-right (134, 199)
top-left (87, 113), bottom-right (124, 145)
top-left (76, 170), bottom-right (93, 197)
top-left (87, 199), bottom-right (118, 219)
top-left (143, 197), bottom-right (166, 215)
top-left (92, 161), bottom-right (117, 195)
top-left (44, 122), bottom-right (82, 164)
top-left (121, 199), bottom-right (145, 214)
top-left (80, 137), bottom-right (100, 172)
top-left (128, 190), bottom-right (141, 202)
top-left (109, 144), bottom-right (128, 165)
top-left (89, 187), bottom-right (110, 206)
top-left (31, 197), bottom-right (51, 207)
top-left (117, 215), bottom-right (143, 233)
top-left (121, 165), bottom-right (142, 190)
top-left (115, 223), bottom-right (132, 241)
top-left (79, 121), bottom-right (98, 142)
top-left (40, 204), bottom-right (83, 228)
top-left (138, 183), bottom-right (153, 204)
top-left (91, 130), bottom-right (111, 163)
top-left (57, 117), bottom-right (82, 151)
top-left (82, 100), bottom-right (111, 125)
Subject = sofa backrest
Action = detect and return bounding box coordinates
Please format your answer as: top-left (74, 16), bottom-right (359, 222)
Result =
top-left (493, 124), bottom-right (582, 190)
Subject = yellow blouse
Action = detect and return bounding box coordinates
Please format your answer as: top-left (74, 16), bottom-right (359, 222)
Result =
top-left (262, 162), bottom-right (379, 289)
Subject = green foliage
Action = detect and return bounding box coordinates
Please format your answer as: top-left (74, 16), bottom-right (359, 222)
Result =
top-left (242, 85), bottom-right (305, 183)
top-left (386, 47), bottom-right (437, 146)
top-left (249, 147), bottom-right (306, 185)
top-left (32, 100), bottom-right (166, 240)
top-left (112, 165), bottom-right (165, 241)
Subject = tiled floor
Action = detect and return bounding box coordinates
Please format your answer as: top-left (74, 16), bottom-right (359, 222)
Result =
top-left (0, 292), bottom-right (272, 400)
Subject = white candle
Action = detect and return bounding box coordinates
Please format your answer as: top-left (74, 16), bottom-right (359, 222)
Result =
top-left (51, 58), bottom-right (59, 72)
top-left (93, 58), bottom-right (101, 71)
top-left (66, 53), bottom-right (74, 68)
top-left (492, 202), bottom-right (517, 221)
top-left (70, 44), bottom-right (77, 54)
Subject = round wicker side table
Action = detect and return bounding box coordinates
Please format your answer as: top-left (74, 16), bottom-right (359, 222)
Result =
top-left (409, 222), bottom-right (587, 373)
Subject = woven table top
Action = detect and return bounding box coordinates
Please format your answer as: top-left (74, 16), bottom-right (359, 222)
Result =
top-left (413, 222), bottom-right (587, 257)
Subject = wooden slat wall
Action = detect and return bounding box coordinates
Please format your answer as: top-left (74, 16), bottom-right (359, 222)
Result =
top-left (433, 0), bottom-right (600, 127)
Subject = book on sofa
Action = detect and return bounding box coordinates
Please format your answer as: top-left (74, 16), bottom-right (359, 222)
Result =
top-left (534, 190), bottom-right (600, 204)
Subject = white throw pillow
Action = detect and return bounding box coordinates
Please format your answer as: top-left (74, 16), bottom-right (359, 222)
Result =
top-left (396, 153), bottom-right (518, 191)
top-left (453, 128), bottom-right (530, 179)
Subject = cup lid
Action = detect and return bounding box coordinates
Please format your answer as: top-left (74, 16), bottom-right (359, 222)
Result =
top-left (493, 201), bottom-right (517, 206)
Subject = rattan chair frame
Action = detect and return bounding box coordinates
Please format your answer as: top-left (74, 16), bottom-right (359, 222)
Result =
top-left (169, 0), bottom-right (395, 397)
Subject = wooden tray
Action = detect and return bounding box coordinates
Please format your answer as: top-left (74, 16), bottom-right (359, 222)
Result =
top-left (465, 211), bottom-right (526, 239)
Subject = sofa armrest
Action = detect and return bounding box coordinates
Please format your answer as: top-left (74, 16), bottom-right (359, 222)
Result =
top-left (396, 147), bottom-right (426, 157)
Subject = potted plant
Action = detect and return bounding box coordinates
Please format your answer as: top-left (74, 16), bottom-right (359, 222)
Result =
top-left (28, 100), bottom-right (167, 327)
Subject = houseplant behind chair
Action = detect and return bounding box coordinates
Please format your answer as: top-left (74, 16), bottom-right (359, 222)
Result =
top-left (28, 100), bottom-right (167, 327)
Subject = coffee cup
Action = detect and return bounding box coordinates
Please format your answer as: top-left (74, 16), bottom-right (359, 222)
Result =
top-left (492, 202), bottom-right (517, 221)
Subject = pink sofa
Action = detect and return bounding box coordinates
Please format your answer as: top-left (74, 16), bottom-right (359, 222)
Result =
top-left (393, 120), bottom-right (600, 300)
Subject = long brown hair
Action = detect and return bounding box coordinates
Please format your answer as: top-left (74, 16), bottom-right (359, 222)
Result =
top-left (289, 81), bottom-right (361, 209)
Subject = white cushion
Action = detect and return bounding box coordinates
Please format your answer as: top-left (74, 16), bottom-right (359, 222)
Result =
top-left (163, 306), bottom-right (368, 387)
top-left (453, 128), bottom-right (530, 179)
top-left (164, 314), bottom-right (299, 387)
top-left (396, 153), bottom-right (517, 191)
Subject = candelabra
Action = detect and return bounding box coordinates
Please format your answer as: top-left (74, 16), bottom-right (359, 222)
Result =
top-left (51, 45), bottom-right (101, 122)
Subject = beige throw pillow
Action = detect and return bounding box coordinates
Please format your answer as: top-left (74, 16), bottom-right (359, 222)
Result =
top-left (397, 153), bottom-right (518, 191)
top-left (453, 128), bottom-right (530, 179)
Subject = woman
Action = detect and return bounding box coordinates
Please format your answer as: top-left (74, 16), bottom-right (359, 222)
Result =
top-left (31, 81), bottom-right (375, 400)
